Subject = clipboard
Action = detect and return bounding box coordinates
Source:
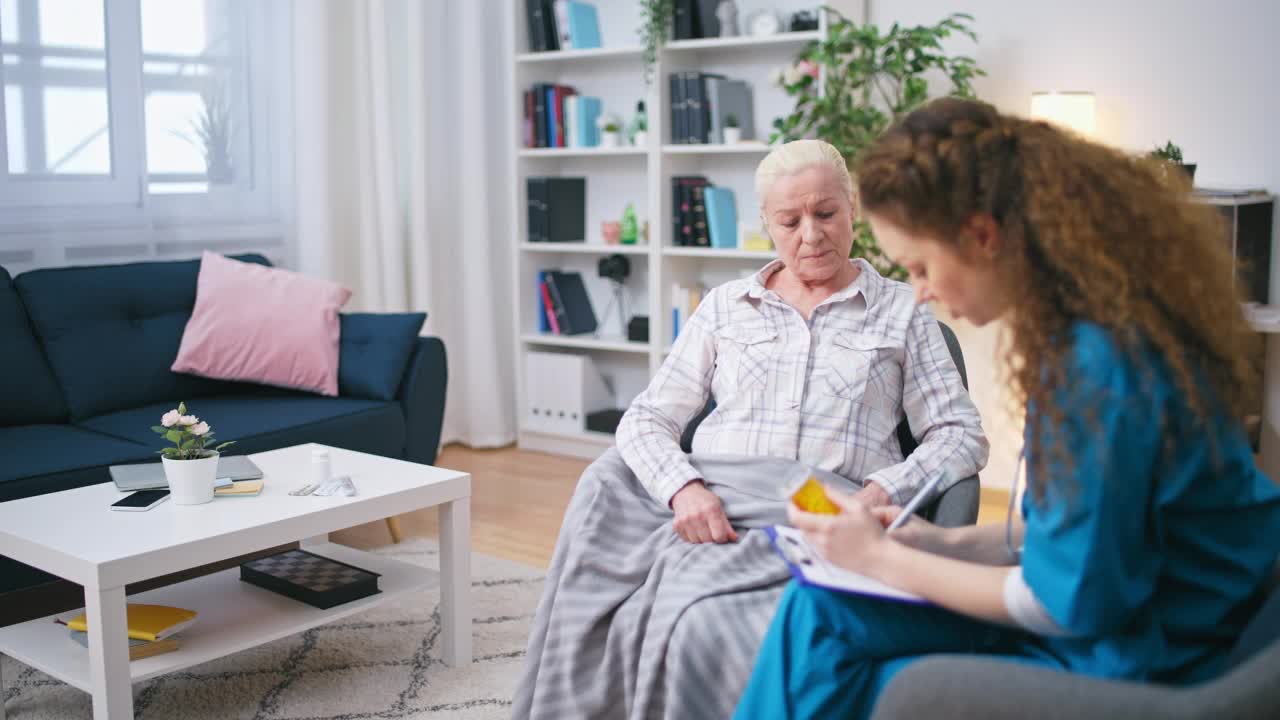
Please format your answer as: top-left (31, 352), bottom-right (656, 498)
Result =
top-left (767, 525), bottom-right (928, 604)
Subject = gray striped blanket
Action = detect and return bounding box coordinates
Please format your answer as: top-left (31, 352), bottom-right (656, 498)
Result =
top-left (512, 448), bottom-right (861, 719)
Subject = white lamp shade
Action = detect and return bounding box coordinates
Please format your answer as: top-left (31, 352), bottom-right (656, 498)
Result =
top-left (1030, 92), bottom-right (1096, 137)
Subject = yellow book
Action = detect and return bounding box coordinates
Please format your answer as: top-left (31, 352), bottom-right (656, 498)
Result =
top-left (215, 479), bottom-right (264, 497)
top-left (65, 603), bottom-right (197, 642)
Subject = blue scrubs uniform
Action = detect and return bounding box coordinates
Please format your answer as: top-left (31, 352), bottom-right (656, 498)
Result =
top-left (734, 323), bottom-right (1280, 719)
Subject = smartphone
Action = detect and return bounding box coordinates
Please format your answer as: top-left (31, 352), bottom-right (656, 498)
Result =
top-left (110, 489), bottom-right (171, 512)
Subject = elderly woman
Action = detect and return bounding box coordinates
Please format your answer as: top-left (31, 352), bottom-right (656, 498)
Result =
top-left (513, 139), bottom-right (988, 719)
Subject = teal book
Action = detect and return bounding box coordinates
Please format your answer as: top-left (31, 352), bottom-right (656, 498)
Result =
top-left (576, 96), bottom-right (601, 148)
top-left (566, 2), bottom-right (601, 49)
top-left (704, 186), bottom-right (738, 249)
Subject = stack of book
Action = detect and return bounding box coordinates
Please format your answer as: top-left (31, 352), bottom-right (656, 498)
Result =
top-left (671, 283), bottom-right (708, 342)
top-left (61, 603), bottom-right (197, 661)
top-left (672, 0), bottom-right (728, 40)
top-left (669, 73), bottom-right (754, 144)
top-left (527, 177), bottom-right (586, 243)
top-left (671, 177), bottom-right (737, 248)
top-left (525, 0), bottom-right (601, 52)
top-left (524, 84), bottom-right (605, 150)
top-left (536, 269), bottom-right (599, 336)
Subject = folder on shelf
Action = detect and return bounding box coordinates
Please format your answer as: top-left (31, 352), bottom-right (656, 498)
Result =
top-left (704, 187), bottom-right (738, 249)
top-left (525, 351), bottom-right (614, 434)
top-left (65, 603), bottom-right (198, 642)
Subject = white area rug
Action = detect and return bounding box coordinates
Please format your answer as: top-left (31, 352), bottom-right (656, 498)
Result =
top-left (0, 539), bottom-right (543, 719)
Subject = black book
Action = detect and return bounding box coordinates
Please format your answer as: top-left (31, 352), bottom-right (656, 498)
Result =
top-left (669, 73), bottom-right (687, 145)
top-left (533, 83), bottom-right (549, 148)
top-left (693, 0), bottom-right (720, 38)
top-left (690, 183), bottom-right (710, 247)
top-left (527, 177), bottom-right (547, 242)
top-left (673, 0), bottom-right (696, 40)
top-left (542, 269), bottom-right (572, 332)
top-left (540, 0), bottom-right (560, 50)
top-left (525, 0), bottom-right (547, 51)
top-left (687, 72), bottom-right (724, 143)
top-left (544, 177), bottom-right (586, 243)
top-left (673, 176), bottom-right (708, 246)
top-left (548, 270), bottom-right (598, 335)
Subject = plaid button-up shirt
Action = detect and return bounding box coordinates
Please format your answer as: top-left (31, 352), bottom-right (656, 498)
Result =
top-left (617, 258), bottom-right (989, 507)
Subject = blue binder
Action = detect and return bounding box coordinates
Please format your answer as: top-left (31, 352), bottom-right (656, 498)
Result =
top-left (704, 186), bottom-right (738, 249)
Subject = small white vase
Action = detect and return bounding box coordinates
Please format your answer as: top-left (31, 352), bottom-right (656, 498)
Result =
top-left (723, 127), bottom-right (742, 144)
top-left (163, 453), bottom-right (219, 505)
top-left (600, 132), bottom-right (620, 148)
top-left (633, 130), bottom-right (648, 147)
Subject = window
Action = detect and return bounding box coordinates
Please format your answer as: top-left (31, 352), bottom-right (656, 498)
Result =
top-left (0, 0), bottom-right (288, 222)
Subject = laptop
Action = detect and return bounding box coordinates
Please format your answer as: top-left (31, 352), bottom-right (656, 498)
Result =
top-left (109, 456), bottom-right (264, 492)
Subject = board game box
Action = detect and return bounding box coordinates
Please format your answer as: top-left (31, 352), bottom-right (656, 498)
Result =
top-left (239, 549), bottom-right (381, 609)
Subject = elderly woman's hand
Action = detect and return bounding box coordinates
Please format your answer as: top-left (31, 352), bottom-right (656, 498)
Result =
top-left (670, 481), bottom-right (739, 544)
top-left (787, 486), bottom-right (888, 574)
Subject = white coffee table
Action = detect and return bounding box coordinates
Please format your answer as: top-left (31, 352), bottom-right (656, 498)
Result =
top-left (0, 443), bottom-right (471, 719)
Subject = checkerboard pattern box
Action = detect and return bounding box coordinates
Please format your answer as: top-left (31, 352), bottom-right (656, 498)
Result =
top-left (240, 549), bottom-right (382, 609)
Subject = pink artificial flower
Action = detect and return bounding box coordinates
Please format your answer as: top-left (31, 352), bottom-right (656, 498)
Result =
top-left (191, 422), bottom-right (210, 436)
top-left (161, 410), bottom-right (181, 427)
top-left (179, 414), bottom-right (199, 426)
top-left (797, 59), bottom-right (820, 80)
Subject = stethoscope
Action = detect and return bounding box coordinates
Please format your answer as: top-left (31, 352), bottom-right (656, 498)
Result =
top-left (1005, 447), bottom-right (1025, 564)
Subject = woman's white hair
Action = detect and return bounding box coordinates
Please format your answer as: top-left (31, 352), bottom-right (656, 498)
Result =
top-left (754, 139), bottom-right (854, 213)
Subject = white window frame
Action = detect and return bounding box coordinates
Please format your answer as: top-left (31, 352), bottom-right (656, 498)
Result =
top-left (0, 0), bottom-right (144, 207)
top-left (0, 0), bottom-right (291, 233)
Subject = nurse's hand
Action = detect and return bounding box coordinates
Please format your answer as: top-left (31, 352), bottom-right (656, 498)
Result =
top-left (788, 485), bottom-right (887, 574)
top-left (872, 506), bottom-right (946, 555)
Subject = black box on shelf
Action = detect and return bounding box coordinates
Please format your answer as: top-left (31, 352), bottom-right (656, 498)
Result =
top-left (627, 315), bottom-right (649, 343)
top-left (240, 549), bottom-right (381, 609)
top-left (586, 408), bottom-right (626, 434)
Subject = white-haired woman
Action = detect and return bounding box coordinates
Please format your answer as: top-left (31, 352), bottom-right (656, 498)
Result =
top-left (513, 140), bottom-right (988, 720)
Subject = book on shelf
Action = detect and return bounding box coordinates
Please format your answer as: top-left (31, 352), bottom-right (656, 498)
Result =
top-left (671, 175), bottom-right (709, 246)
top-left (64, 603), bottom-right (197, 642)
top-left (526, 177), bottom-right (586, 243)
top-left (671, 282), bottom-right (707, 342)
top-left (689, 184), bottom-right (711, 247)
top-left (525, 0), bottom-right (601, 52)
top-left (524, 0), bottom-right (558, 52)
top-left (703, 187), bottom-right (739, 249)
top-left (540, 269), bottom-right (598, 335)
top-left (66, 628), bottom-right (181, 661)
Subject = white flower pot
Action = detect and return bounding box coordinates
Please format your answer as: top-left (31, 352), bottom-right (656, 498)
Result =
top-left (633, 130), bottom-right (648, 147)
top-left (163, 453), bottom-right (218, 505)
top-left (723, 127), bottom-right (742, 144)
top-left (600, 132), bottom-right (620, 148)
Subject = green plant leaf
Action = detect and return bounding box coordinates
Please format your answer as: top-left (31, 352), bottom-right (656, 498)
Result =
top-left (165, 429), bottom-right (183, 444)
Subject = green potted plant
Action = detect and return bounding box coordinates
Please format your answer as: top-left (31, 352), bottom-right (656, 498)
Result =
top-left (772, 8), bottom-right (985, 279)
top-left (723, 113), bottom-right (741, 144)
top-left (152, 402), bottom-right (234, 505)
top-left (639, 0), bottom-right (675, 87)
top-left (599, 115), bottom-right (623, 148)
top-left (1150, 140), bottom-right (1196, 183)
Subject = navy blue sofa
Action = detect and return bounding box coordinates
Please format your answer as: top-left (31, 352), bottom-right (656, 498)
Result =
top-left (0, 254), bottom-right (447, 596)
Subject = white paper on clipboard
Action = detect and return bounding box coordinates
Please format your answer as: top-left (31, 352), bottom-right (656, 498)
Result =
top-left (768, 525), bottom-right (927, 604)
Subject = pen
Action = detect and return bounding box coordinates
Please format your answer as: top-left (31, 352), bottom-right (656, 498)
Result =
top-left (886, 471), bottom-right (950, 531)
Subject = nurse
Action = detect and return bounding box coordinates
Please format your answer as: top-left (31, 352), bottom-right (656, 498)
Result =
top-left (734, 97), bottom-right (1280, 719)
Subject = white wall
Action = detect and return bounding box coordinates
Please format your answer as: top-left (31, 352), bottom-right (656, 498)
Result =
top-left (829, 0), bottom-right (1280, 488)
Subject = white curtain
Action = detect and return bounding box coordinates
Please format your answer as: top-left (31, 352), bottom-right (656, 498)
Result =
top-left (292, 0), bottom-right (516, 448)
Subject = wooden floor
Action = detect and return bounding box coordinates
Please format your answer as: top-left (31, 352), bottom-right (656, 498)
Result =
top-left (333, 444), bottom-right (1012, 569)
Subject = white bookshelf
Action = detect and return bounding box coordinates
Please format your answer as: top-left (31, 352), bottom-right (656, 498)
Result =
top-left (510, 0), bottom-right (827, 458)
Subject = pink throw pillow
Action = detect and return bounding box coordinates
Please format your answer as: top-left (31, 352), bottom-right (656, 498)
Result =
top-left (172, 252), bottom-right (352, 396)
